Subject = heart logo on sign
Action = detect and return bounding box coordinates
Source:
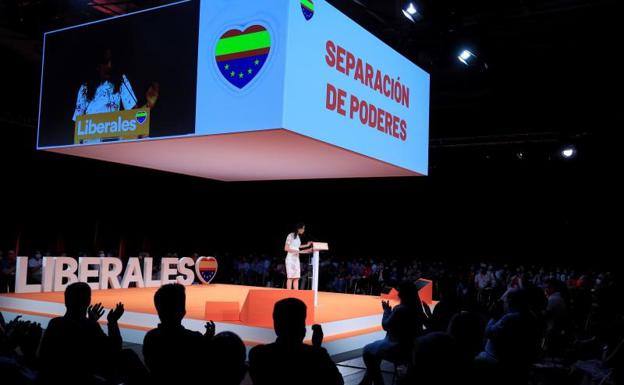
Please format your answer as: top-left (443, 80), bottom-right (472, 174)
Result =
top-left (195, 256), bottom-right (218, 284)
top-left (135, 111), bottom-right (147, 124)
top-left (215, 25), bottom-right (271, 89)
top-left (300, 0), bottom-right (314, 20)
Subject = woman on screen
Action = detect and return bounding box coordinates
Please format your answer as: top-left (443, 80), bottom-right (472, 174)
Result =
top-left (72, 48), bottom-right (159, 121)
top-left (284, 222), bottom-right (312, 290)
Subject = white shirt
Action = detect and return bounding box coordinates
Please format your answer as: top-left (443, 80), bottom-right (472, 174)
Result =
top-left (475, 272), bottom-right (493, 289)
top-left (546, 292), bottom-right (567, 331)
top-left (285, 233), bottom-right (301, 258)
top-left (72, 75), bottom-right (137, 121)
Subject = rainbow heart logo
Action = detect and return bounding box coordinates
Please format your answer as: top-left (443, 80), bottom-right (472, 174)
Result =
top-left (300, 0), bottom-right (314, 20)
top-left (215, 25), bottom-right (271, 89)
top-left (135, 111), bottom-right (147, 124)
top-left (195, 256), bottom-right (218, 284)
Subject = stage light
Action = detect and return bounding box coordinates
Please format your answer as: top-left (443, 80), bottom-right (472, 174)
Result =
top-left (458, 49), bottom-right (476, 65)
top-left (402, 2), bottom-right (422, 22)
top-left (561, 147), bottom-right (576, 158)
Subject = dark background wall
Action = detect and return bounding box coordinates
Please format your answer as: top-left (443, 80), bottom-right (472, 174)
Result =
top-left (0, 0), bottom-right (617, 268)
top-left (1, 121), bottom-right (610, 267)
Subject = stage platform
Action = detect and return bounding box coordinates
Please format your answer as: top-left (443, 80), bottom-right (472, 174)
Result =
top-left (0, 284), bottom-right (418, 357)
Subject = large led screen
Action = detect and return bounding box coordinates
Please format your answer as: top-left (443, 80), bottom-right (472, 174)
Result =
top-left (37, 1), bottom-right (199, 148)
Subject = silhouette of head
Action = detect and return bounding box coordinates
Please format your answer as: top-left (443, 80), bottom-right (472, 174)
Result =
top-left (448, 311), bottom-right (486, 357)
top-left (397, 281), bottom-right (420, 307)
top-left (209, 331), bottom-right (247, 385)
top-left (544, 278), bottom-right (561, 297)
top-left (505, 288), bottom-right (530, 313)
top-left (413, 332), bottom-right (461, 382)
top-left (154, 283), bottom-right (186, 324)
top-left (439, 283), bottom-right (457, 301)
top-left (273, 298), bottom-right (306, 343)
top-left (64, 282), bottom-right (91, 317)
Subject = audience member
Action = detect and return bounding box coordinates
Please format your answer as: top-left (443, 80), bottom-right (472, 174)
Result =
top-left (207, 331), bottom-right (247, 385)
top-left (359, 281), bottom-right (426, 385)
top-left (142, 283), bottom-right (215, 385)
top-left (38, 282), bottom-right (124, 385)
top-left (249, 297), bottom-right (343, 385)
top-left (476, 289), bottom-right (541, 385)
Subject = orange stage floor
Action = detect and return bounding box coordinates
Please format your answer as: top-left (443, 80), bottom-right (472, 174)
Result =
top-left (0, 283), bottom-right (436, 356)
top-left (1, 284), bottom-right (399, 356)
top-left (3, 284), bottom-right (387, 324)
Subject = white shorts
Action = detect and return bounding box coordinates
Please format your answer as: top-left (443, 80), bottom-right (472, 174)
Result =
top-left (285, 255), bottom-right (301, 279)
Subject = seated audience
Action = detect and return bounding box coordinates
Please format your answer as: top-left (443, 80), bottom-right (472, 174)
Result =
top-left (400, 332), bottom-right (464, 385)
top-left (1, 248), bottom-right (622, 385)
top-left (0, 314), bottom-right (41, 384)
top-left (543, 278), bottom-right (569, 353)
top-left (359, 281), bottom-right (426, 385)
top-left (447, 311), bottom-right (486, 364)
top-left (0, 250), bottom-right (17, 293)
top-left (423, 283), bottom-right (460, 332)
top-left (476, 289), bottom-right (541, 385)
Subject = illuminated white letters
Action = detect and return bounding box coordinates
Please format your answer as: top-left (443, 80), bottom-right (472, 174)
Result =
top-left (53, 257), bottom-right (79, 292)
top-left (120, 258), bottom-right (145, 288)
top-left (13, 256), bottom-right (216, 293)
top-left (100, 258), bottom-right (123, 289)
top-left (78, 257), bottom-right (102, 290)
top-left (176, 257), bottom-right (195, 285)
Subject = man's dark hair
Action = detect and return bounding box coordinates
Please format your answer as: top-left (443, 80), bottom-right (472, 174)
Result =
top-left (506, 288), bottom-right (530, 312)
top-left (154, 283), bottom-right (186, 323)
top-left (397, 281), bottom-right (420, 306)
top-left (64, 282), bottom-right (91, 314)
top-left (273, 298), bottom-right (306, 341)
top-left (209, 331), bottom-right (247, 384)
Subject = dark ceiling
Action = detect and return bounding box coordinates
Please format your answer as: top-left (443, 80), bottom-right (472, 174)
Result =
top-left (0, 0), bottom-right (617, 261)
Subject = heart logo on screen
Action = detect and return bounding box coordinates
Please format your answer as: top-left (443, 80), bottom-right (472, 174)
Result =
top-left (195, 256), bottom-right (218, 284)
top-left (215, 25), bottom-right (271, 89)
top-left (135, 111), bottom-right (147, 124)
top-left (300, 0), bottom-right (314, 20)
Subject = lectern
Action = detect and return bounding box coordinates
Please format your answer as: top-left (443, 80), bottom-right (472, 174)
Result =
top-left (310, 242), bottom-right (328, 306)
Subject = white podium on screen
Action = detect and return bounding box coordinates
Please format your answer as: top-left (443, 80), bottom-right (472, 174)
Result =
top-left (310, 242), bottom-right (328, 306)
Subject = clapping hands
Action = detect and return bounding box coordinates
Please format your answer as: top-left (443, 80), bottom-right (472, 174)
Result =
top-left (87, 303), bottom-right (105, 322)
top-left (3, 316), bottom-right (43, 358)
top-left (204, 320), bottom-right (216, 339)
top-left (87, 302), bottom-right (125, 323)
top-left (312, 324), bottom-right (323, 348)
top-left (107, 302), bottom-right (125, 324)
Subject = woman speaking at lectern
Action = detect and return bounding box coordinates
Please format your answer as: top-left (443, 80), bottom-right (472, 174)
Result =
top-left (284, 222), bottom-right (312, 290)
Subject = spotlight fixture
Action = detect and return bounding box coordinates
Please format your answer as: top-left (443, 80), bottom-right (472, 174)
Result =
top-left (458, 49), bottom-right (477, 65)
top-left (561, 146), bottom-right (576, 158)
top-left (402, 2), bottom-right (422, 22)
